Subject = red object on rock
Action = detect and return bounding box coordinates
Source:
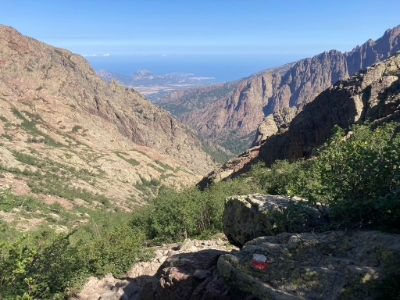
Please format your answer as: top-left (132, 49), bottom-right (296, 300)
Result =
top-left (252, 261), bottom-right (270, 271)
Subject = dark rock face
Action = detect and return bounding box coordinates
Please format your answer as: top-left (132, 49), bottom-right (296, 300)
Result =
top-left (218, 231), bottom-right (400, 300)
top-left (259, 53), bottom-right (400, 166)
top-left (158, 26), bottom-right (400, 151)
top-left (140, 249), bottom-right (257, 300)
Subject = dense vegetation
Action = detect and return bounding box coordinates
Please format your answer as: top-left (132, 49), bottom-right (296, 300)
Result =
top-left (1, 122), bottom-right (399, 298)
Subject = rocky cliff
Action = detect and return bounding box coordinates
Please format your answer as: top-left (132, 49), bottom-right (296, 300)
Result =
top-left (158, 25), bottom-right (400, 152)
top-left (0, 25), bottom-right (216, 217)
top-left (198, 51), bottom-right (400, 187)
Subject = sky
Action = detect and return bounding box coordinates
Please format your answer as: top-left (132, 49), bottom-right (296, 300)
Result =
top-left (2, 1), bottom-right (400, 81)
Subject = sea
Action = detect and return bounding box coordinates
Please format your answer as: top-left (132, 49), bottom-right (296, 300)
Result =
top-left (85, 54), bottom-right (300, 83)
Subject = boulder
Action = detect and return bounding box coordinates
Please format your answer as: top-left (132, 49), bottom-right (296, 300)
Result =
top-left (140, 249), bottom-right (257, 300)
top-left (218, 230), bottom-right (400, 300)
top-left (223, 194), bottom-right (327, 247)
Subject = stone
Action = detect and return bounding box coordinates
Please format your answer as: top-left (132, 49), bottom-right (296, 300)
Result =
top-left (193, 269), bottom-right (212, 280)
top-left (139, 244), bottom-right (257, 300)
top-left (218, 230), bottom-right (400, 300)
top-left (223, 194), bottom-right (326, 247)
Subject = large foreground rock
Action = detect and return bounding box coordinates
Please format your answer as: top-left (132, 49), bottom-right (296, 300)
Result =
top-left (223, 194), bottom-right (327, 247)
top-left (140, 247), bottom-right (257, 300)
top-left (218, 231), bottom-right (400, 300)
top-left (74, 238), bottom-right (245, 300)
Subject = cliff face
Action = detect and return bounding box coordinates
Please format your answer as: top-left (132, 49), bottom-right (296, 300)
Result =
top-left (258, 52), bottom-right (400, 165)
top-left (0, 26), bottom-right (216, 210)
top-left (158, 25), bottom-right (400, 152)
top-left (198, 52), bottom-right (400, 188)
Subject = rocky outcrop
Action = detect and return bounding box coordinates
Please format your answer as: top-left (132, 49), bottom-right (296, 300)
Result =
top-left (218, 230), bottom-right (400, 300)
top-left (197, 146), bottom-right (260, 190)
top-left (75, 238), bottom-right (257, 300)
top-left (140, 249), bottom-right (252, 300)
top-left (198, 51), bottom-right (400, 185)
top-left (158, 25), bottom-right (400, 152)
top-left (222, 195), bottom-right (327, 248)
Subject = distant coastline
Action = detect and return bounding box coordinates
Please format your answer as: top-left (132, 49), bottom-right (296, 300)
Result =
top-left (85, 54), bottom-right (300, 83)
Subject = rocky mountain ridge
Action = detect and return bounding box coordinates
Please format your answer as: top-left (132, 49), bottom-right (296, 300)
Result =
top-left (158, 25), bottom-right (400, 152)
top-left (0, 25), bottom-right (216, 229)
top-left (199, 51), bottom-right (400, 187)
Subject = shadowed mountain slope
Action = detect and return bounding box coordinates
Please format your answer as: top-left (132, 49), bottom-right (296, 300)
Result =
top-left (198, 52), bottom-right (400, 188)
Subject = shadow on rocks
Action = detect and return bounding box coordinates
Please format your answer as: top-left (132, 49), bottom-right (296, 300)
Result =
top-left (138, 249), bottom-right (258, 300)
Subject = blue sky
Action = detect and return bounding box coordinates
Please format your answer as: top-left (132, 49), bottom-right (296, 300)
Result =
top-left (2, 1), bottom-right (400, 80)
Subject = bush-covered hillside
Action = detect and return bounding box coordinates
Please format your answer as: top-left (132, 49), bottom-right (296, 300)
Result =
top-left (1, 122), bottom-right (399, 299)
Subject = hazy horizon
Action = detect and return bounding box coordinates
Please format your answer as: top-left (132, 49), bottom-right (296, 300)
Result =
top-left (2, 0), bottom-right (400, 82)
top-left (86, 53), bottom-right (304, 82)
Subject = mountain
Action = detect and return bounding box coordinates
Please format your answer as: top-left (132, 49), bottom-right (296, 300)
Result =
top-left (97, 69), bottom-right (217, 102)
top-left (0, 25), bottom-right (217, 216)
top-left (158, 25), bottom-right (400, 153)
top-left (199, 51), bottom-right (400, 188)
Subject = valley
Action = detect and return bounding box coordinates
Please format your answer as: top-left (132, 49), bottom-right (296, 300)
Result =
top-left (0, 13), bottom-right (399, 300)
top-left (97, 69), bottom-right (218, 102)
top-left (0, 25), bottom-right (225, 238)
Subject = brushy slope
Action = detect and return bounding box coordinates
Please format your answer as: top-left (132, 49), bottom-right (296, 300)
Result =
top-left (1, 122), bottom-right (399, 299)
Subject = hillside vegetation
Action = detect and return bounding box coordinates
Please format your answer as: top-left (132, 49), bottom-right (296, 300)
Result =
top-left (1, 122), bottom-right (399, 299)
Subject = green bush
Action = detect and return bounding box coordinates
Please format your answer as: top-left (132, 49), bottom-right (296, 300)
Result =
top-left (0, 220), bottom-right (149, 299)
top-left (131, 177), bottom-right (261, 242)
top-left (312, 124), bottom-right (400, 228)
top-left (250, 123), bottom-right (400, 231)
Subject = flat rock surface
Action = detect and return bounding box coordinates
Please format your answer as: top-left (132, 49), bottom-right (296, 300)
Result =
top-left (218, 230), bottom-right (400, 300)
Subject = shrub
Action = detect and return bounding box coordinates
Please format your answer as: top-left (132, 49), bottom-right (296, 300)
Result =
top-left (0, 221), bottom-right (149, 299)
top-left (250, 123), bottom-right (400, 231)
top-left (131, 177), bottom-right (261, 242)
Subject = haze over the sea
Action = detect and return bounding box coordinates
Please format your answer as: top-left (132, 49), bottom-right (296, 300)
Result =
top-left (86, 54), bottom-right (300, 83)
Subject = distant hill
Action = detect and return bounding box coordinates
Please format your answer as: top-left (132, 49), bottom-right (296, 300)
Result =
top-left (0, 25), bottom-right (217, 224)
top-left (97, 69), bottom-right (217, 102)
top-left (158, 25), bottom-right (400, 153)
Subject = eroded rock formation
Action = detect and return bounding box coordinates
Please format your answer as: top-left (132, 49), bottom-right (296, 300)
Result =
top-left (0, 25), bottom-right (215, 176)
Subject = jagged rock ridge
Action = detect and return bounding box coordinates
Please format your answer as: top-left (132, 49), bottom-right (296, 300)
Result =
top-left (158, 25), bottom-right (400, 152)
top-left (198, 51), bottom-right (400, 187)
